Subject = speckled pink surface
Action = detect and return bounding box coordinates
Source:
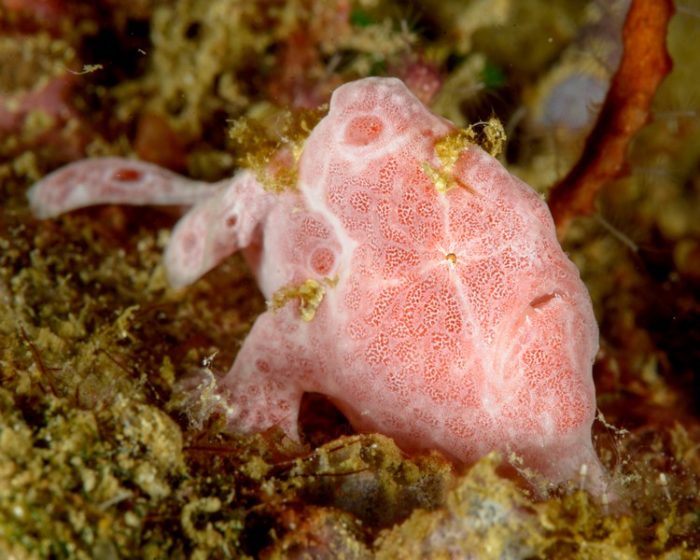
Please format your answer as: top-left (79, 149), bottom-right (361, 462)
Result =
top-left (28, 77), bottom-right (605, 493)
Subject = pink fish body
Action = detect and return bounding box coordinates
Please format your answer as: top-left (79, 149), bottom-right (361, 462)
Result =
top-left (28, 77), bottom-right (605, 493)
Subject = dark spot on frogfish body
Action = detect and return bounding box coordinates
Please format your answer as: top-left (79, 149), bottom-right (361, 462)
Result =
top-left (182, 232), bottom-right (198, 253)
top-left (529, 292), bottom-right (560, 309)
top-left (113, 168), bottom-right (142, 182)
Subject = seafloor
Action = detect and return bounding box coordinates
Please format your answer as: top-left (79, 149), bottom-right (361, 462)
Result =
top-left (1, 1), bottom-right (699, 558)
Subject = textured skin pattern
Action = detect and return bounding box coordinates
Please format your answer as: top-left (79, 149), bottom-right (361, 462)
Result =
top-left (28, 77), bottom-right (605, 493)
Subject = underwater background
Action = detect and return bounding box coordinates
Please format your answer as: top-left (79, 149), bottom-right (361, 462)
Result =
top-left (1, 0), bottom-right (700, 557)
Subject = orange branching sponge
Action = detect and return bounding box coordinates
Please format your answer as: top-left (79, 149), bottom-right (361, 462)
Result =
top-left (548, 0), bottom-right (675, 238)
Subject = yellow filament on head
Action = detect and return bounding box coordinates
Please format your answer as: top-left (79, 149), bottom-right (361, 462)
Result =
top-left (422, 117), bottom-right (506, 194)
top-left (269, 276), bottom-right (338, 322)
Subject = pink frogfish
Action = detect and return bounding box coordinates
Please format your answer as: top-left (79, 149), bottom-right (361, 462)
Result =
top-left (28, 77), bottom-right (607, 494)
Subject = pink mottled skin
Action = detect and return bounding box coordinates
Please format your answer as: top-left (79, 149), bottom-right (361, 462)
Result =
top-left (28, 77), bottom-right (606, 494)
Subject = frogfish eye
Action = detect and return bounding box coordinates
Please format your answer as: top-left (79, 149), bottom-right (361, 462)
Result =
top-left (343, 115), bottom-right (384, 146)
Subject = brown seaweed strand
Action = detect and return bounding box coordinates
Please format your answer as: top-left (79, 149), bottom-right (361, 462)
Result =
top-left (18, 325), bottom-right (58, 396)
top-left (548, 0), bottom-right (675, 238)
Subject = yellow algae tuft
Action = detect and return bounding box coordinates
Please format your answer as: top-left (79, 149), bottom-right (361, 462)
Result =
top-left (229, 107), bottom-right (324, 192)
top-left (478, 116), bottom-right (507, 157)
top-left (423, 127), bottom-right (477, 194)
top-left (269, 276), bottom-right (338, 322)
top-left (423, 118), bottom-right (505, 193)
